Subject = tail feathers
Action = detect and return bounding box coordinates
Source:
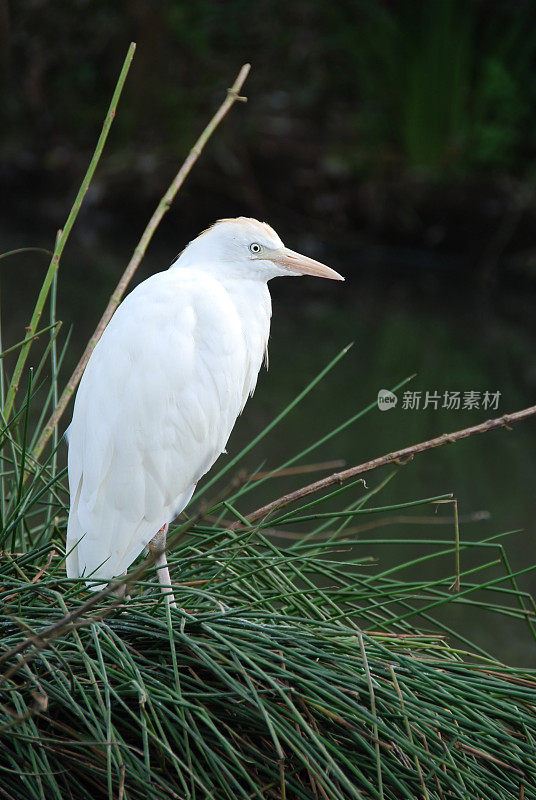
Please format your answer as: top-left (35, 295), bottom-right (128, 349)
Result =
top-left (66, 506), bottom-right (163, 590)
top-left (66, 503), bottom-right (114, 590)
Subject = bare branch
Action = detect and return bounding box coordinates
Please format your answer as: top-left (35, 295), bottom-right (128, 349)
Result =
top-left (238, 404), bottom-right (536, 527)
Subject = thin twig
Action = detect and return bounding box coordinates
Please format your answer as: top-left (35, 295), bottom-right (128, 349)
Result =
top-left (33, 63), bottom-right (251, 461)
top-left (264, 509), bottom-right (488, 540)
top-left (0, 247), bottom-right (53, 262)
top-left (251, 460), bottom-right (346, 480)
top-left (454, 741), bottom-right (525, 777)
top-left (30, 549), bottom-right (56, 585)
top-left (440, 498), bottom-right (460, 592)
top-left (4, 43), bottom-right (136, 422)
top-left (237, 405), bottom-right (536, 528)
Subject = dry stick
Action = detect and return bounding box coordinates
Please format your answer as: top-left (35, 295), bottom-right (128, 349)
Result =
top-left (33, 62), bottom-right (251, 462)
top-left (3, 43), bottom-right (136, 422)
top-left (237, 404), bottom-right (536, 528)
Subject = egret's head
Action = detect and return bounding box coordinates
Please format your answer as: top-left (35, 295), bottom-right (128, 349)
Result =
top-left (175, 217), bottom-right (344, 282)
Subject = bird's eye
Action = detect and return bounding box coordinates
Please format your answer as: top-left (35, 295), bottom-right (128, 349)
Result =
top-left (249, 243), bottom-right (262, 254)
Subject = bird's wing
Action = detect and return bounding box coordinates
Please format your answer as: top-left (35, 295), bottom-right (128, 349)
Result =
top-left (66, 269), bottom-right (248, 583)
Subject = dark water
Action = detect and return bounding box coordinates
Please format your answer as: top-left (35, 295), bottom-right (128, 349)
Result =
top-left (2, 222), bottom-right (536, 666)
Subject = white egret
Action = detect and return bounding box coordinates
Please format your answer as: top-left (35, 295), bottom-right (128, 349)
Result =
top-left (66, 217), bottom-right (343, 604)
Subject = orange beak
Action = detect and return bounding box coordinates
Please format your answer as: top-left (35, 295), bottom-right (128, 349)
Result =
top-left (267, 247), bottom-right (344, 281)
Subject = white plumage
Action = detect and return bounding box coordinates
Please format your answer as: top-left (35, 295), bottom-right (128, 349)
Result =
top-left (66, 217), bottom-right (343, 596)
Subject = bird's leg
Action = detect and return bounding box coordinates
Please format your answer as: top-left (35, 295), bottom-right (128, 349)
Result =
top-left (115, 574), bottom-right (130, 600)
top-left (148, 523), bottom-right (176, 608)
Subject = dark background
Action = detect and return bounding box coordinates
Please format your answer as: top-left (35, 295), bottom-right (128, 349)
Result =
top-left (1, 0), bottom-right (536, 664)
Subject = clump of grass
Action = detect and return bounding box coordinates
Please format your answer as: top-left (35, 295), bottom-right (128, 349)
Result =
top-left (1, 49), bottom-right (536, 800)
top-left (1, 513), bottom-right (536, 799)
top-left (1, 345), bottom-right (536, 799)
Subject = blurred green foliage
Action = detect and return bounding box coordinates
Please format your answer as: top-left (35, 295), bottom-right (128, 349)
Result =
top-left (323, 0), bottom-right (536, 173)
top-left (3, 0), bottom-right (536, 178)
